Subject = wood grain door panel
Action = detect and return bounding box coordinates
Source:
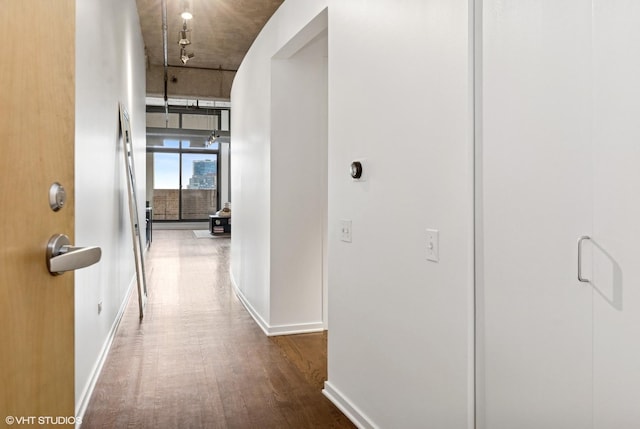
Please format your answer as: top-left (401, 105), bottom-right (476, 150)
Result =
top-left (0, 0), bottom-right (76, 421)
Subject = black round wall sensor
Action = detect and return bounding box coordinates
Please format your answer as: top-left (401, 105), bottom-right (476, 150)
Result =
top-left (350, 161), bottom-right (363, 179)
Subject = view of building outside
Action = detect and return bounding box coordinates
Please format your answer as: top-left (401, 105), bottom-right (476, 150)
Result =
top-left (153, 151), bottom-right (218, 221)
top-left (182, 155), bottom-right (217, 219)
top-left (187, 159), bottom-right (217, 189)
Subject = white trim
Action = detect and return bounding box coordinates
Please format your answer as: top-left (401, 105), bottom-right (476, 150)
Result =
top-left (268, 322), bottom-right (324, 336)
top-left (272, 8), bottom-right (328, 60)
top-left (75, 276), bottom-right (136, 428)
top-left (230, 271), bottom-right (324, 337)
top-left (322, 381), bottom-right (377, 429)
top-left (230, 271), bottom-right (270, 335)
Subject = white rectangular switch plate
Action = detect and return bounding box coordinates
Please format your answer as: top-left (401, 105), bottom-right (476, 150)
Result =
top-left (426, 229), bottom-right (439, 262)
top-left (341, 220), bottom-right (352, 243)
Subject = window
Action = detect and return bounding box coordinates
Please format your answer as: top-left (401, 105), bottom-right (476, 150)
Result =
top-left (149, 140), bottom-right (220, 221)
top-left (152, 152), bottom-right (180, 220)
top-left (181, 154), bottom-right (217, 220)
top-left (146, 105), bottom-right (229, 222)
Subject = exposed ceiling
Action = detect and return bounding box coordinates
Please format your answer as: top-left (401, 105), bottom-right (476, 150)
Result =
top-left (136, 0), bottom-right (284, 100)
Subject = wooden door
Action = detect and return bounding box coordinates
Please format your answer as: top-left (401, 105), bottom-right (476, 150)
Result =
top-left (477, 1), bottom-right (594, 427)
top-left (0, 0), bottom-right (76, 422)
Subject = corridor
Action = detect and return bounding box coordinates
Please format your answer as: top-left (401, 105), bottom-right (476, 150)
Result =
top-left (81, 230), bottom-right (352, 428)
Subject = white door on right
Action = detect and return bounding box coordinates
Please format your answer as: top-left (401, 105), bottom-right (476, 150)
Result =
top-left (591, 1), bottom-right (640, 427)
top-left (479, 1), bottom-right (640, 428)
top-left (478, 1), bottom-right (594, 428)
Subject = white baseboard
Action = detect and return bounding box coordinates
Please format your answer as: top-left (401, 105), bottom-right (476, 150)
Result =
top-left (268, 321), bottom-right (325, 336)
top-left (229, 271), bottom-right (270, 335)
top-left (75, 276), bottom-right (135, 427)
top-left (230, 271), bottom-right (324, 337)
top-left (323, 381), bottom-right (378, 429)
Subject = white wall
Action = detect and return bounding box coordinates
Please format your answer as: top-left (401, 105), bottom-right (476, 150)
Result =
top-left (231, 0), bottom-right (474, 427)
top-left (326, 1), bottom-right (474, 427)
top-left (270, 32), bottom-right (328, 331)
top-left (74, 0), bottom-right (146, 414)
top-left (230, 0), bottom-right (328, 331)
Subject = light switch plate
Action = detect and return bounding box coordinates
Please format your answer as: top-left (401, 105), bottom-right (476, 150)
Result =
top-left (426, 229), bottom-right (439, 262)
top-left (341, 220), bottom-right (352, 243)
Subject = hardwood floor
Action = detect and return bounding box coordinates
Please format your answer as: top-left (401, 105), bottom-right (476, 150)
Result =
top-left (81, 230), bottom-right (354, 429)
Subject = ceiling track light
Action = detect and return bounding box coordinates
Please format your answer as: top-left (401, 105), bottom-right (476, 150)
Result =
top-left (207, 130), bottom-right (217, 146)
top-left (177, 1), bottom-right (194, 64)
top-left (180, 47), bottom-right (195, 64)
top-left (178, 21), bottom-right (191, 46)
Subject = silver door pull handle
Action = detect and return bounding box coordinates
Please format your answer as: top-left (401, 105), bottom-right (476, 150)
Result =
top-left (47, 234), bottom-right (102, 275)
top-left (578, 235), bottom-right (590, 283)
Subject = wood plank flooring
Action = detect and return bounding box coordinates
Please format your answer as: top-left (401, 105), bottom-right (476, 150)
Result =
top-left (81, 230), bottom-right (354, 428)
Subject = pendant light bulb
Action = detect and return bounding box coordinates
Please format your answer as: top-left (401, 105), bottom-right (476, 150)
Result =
top-left (181, 0), bottom-right (192, 19)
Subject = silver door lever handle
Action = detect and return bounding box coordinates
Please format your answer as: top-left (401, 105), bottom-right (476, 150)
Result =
top-left (47, 234), bottom-right (102, 275)
top-left (577, 235), bottom-right (590, 283)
